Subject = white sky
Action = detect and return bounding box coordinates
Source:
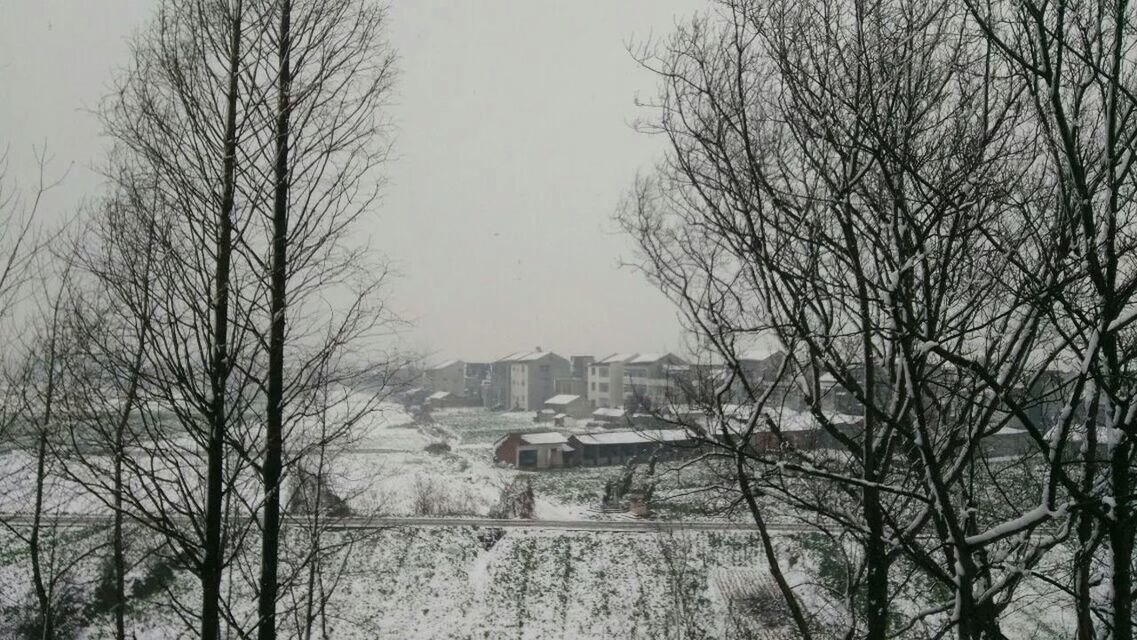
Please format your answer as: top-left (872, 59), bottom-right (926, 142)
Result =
top-left (0, 0), bottom-right (702, 363)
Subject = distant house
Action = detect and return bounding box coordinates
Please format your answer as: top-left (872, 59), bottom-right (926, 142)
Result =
top-left (397, 386), bottom-right (430, 406)
top-left (425, 391), bottom-right (465, 409)
top-left (568, 429), bottom-right (697, 466)
top-left (484, 352), bottom-right (524, 410)
top-left (622, 353), bottom-right (689, 411)
top-left (493, 431), bottom-right (574, 469)
top-left (463, 362), bottom-right (491, 402)
top-left (980, 424), bottom-right (1035, 458)
top-left (425, 360), bottom-right (466, 397)
top-left (748, 409), bottom-right (862, 452)
top-left (588, 353), bottom-right (639, 409)
top-left (508, 350), bottom-right (571, 411)
top-left (590, 407), bottom-right (628, 427)
top-left (543, 394), bottom-right (591, 419)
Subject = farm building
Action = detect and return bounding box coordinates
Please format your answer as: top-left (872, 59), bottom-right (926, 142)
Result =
top-left (568, 429), bottom-right (697, 466)
top-left (543, 394), bottom-right (591, 419)
top-left (589, 407), bottom-right (629, 427)
top-left (980, 425), bottom-right (1035, 458)
top-left (493, 431), bottom-right (575, 469)
top-left (748, 409), bottom-right (863, 452)
top-left (425, 391), bottom-right (465, 409)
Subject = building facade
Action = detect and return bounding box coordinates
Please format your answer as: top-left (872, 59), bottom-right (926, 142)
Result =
top-left (508, 350), bottom-right (571, 411)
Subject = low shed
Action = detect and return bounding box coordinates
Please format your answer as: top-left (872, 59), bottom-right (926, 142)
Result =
top-left (569, 429), bottom-right (696, 466)
top-left (493, 431), bottom-right (575, 469)
top-left (543, 394), bottom-right (591, 419)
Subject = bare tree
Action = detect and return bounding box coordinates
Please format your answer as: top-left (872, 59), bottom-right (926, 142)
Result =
top-left (247, 1), bottom-right (396, 637)
top-left (622, 1), bottom-right (1090, 638)
top-left (98, 1), bottom-right (269, 637)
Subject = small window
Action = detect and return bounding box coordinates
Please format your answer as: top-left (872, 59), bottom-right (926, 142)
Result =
top-left (599, 383), bottom-right (609, 393)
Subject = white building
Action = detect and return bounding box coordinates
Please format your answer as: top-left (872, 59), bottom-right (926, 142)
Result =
top-left (587, 353), bottom-right (638, 409)
top-left (508, 350), bottom-right (571, 411)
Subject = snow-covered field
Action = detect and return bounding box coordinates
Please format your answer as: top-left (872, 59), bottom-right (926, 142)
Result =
top-left (0, 523), bottom-right (1075, 640)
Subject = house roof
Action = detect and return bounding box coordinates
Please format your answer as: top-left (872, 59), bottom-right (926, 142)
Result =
top-left (544, 394), bottom-right (582, 405)
top-left (629, 352), bottom-right (688, 365)
top-left (597, 353), bottom-right (639, 365)
top-left (427, 391), bottom-right (451, 400)
top-left (592, 408), bottom-right (627, 418)
top-left (493, 351), bottom-right (525, 363)
top-left (519, 431), bottom-right (569, 445)
top-left (572, 429), bottom-right (692, 446)
top-left (429, 359), bottom-right (463, 371)
top-left (512, 350), bottom-right (563, 363)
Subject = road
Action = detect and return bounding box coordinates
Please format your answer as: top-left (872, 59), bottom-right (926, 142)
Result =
top-left (0, 512), bottom-right (812, 534)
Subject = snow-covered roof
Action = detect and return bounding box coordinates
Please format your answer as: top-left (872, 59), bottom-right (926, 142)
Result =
top-left (429, 359), bottom-right (463, 371)
top-left (519, 431), bottom-right (569, 445)
top-left (630, 352), bottom-right (688, 365)
top-left (592, 408), bottom-right (627, 418)
top-left (544, 394), bottom-right (582, 406)
top-left (597, 353), bottom-right (639, 365)
top-left (512, 350), bottom-right (562, 363)
top-left (426, 391), bottom-right (451, 400)
top-left (713, 406), bottom-right (861, 432)
top-left (572, 429), bottom-right (692, 446)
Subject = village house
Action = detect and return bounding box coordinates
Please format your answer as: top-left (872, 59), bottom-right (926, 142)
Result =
top-left (463, 362), bottom-right (491, 402)
top-left (587, 353), bottom-right (638, 409)
top-left (542, 394), bottom-right (591, 420)
top-left (425, 359), bottom-right (466, 397)
top-left (622, 353), bottom-right (689, 411)
top-left (553, 355), bottom-right (594, 396)
top-left (425, 390), bottom-right (467, 409)
top-left (493, 431), bottom-right (574, 469)
top-left (509, 350), bottom-right (571, 411)
top-left (484, 351), bottom-right (523, 409)
top-left (589, 406), bottom-right (628, 427)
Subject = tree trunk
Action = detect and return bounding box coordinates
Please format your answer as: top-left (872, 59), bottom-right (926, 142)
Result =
top-left (202, 3), bottom-right (244, 638)
top-left (258, 2), bottom-right (292, 638)
top-left (31, 431), bottom-right (53, 640)
top-left (1110, 438), bottom-right (1134, 640)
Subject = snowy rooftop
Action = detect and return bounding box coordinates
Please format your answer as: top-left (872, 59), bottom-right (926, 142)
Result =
top-left (544, 394), bottom-right (582, 405)
top-left (429, 359), bottom-right (463, 370)
top-left (630, 352), bottom-right (687, 365)
top-left (519, 432), bottom-right (570, 445)
top-left (513, 350), bottom-right (561, 363)
top-left (592, 408), bottom-right (627, 418)
top-left (572, 429), bottom-right (692, 446)
top-left (597, 353), bottom-right (639, 364)
top-left (427, 391), bottom-right (451, 400)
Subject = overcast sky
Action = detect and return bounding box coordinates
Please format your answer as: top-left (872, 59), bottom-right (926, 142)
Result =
top-left (0, 0), bottom-right (701, 363)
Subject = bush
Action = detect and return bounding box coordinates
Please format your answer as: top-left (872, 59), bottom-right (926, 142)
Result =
top-left (424, 441), bottom-right (451, 455)
top-left (411, 476), bottom-right (479, 516)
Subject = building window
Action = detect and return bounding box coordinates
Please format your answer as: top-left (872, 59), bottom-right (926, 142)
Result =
top-left (599, 383), bottom-right (609, 393)
top-left (599, 367), bottom-right (609, 377)
top-left (590, 382), bottom-right (596, 390)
